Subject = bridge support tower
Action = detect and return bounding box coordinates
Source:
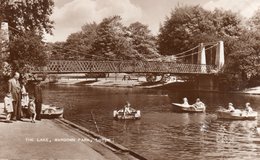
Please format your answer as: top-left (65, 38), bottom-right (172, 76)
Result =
top-left (198, 41), bottom-right (224, 69)
top-left (195, 41), bottom-right (224, 91)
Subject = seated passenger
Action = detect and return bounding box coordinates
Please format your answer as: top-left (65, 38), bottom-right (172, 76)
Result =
top-left (123, 101), bottom-right (136, 114)
top-left (193, 98), bottom-right (205, 108)
top-left (245, 102), bottom-right (253, 112)
top-left (182, 97), bottom-right (189, 106)
top-left (227, 103), bottom-right (235, 112)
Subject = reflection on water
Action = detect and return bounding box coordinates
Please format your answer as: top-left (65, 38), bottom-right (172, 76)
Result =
top-left (43, 85), bottom-right (260, 160)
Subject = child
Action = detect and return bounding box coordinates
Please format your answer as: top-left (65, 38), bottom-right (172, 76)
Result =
top-left (4, 93), bottom-right (13, 123)
top-left (28, 97), bottom-right (37, 123)
top-left (21, 92), bottom-right (29, 118)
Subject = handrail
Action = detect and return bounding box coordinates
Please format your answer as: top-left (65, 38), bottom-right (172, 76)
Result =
top-left (31, 60), bottom-right (217, 74)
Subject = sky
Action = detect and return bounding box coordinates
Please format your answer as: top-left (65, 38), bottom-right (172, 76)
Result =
top-left (44, 0), bottom-right (260, 42)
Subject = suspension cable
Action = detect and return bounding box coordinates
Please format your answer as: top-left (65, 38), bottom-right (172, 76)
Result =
top-left (175, 43), bottom-right (218, 59)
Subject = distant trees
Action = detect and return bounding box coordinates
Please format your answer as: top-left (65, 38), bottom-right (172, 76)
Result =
top-left (128, 22), bottom-right (159, 59)
top-left (158, 5), bottom-right (243, 56)
top-left (64, 22), bottom-right (98, 60)
top-left (50, 15), bottom-right (159, 61)
top-left (92, 16), bottom-right (133, 60)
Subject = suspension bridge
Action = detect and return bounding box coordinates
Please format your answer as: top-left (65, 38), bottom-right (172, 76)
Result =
top-left (31, 41), bottom-right (224, 76)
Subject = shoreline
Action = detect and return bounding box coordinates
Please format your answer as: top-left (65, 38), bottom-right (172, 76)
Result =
top-left (45, 78), bottom-right (260, 95)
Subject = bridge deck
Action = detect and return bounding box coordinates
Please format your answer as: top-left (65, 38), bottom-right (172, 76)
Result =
top-left (32, 60), bottom-right (217, 74)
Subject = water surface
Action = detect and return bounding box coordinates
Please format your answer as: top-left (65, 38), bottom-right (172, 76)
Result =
top-left (43, 85), bottom-right (260, 160)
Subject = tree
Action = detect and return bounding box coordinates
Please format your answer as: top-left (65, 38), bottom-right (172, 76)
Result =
top-left (0, 0), bottom-right (54, 36)
top-left (128, 22), bottom-right (159, 60)
top-left (63, 22), bottom-right (98, 60)
top-left (92, 15), bottom-right (135, 60)
top-left (249, 8), bottom-right (260, 31)
top-left (158, 5), bottom-right (243, 56)
top-left (9, 31), bottom-right (48, 72)
top-left (46, 42), bottom-right (66, 60)
top-left (0, 0), bottom-right (54, 74)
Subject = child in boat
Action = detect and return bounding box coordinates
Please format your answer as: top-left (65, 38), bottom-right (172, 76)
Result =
top-left (227, 103), bottom-right (235, 112)
top-left (4, 93), bottom-right (13, 123)
top-left (123, 101), bottom-right (136, 114)
top-left (28, 97), bottom-right (37, 123)
top-left (245, 102), bottom-right (253, 112)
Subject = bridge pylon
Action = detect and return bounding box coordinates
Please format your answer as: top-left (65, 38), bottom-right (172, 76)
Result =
top-left (197, 41), bottom-right (224, 72)
top-left (215, 41), bottom-right (224, 70)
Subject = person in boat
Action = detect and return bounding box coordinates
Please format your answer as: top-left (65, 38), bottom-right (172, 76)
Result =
top-left (227, 103), bottom-right (235, 112)
top-left (182, 97), bottom-right (189, 106)
top-left (245, 102), bottom-right (253, 113)
top-left (123, 101), bottom-right (136, 114)
top-left (193, 98), bottom-right (205, 108)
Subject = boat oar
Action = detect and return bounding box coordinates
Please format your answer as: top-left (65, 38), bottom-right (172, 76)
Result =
top-left (91, 110), bottom-right (100, 134)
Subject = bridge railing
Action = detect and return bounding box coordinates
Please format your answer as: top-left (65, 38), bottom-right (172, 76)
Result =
top-left (31, 60), bottom-right (217, 74)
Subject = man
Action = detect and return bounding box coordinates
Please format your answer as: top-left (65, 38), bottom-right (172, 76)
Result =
top-left (193, 98), bottom-right (205, 108)
top-left (8, 72), bottom-right (21, 121)
top-left (34, 81), bottom-right (42, 120)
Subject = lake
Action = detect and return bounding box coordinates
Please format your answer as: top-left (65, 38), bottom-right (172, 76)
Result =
top-left (43, 85), bottom-right (260, 160)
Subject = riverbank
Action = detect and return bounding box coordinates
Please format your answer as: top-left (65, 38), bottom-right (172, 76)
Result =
top-left (0, 116), bottom-right (145, 159)
top-left (243, 86), bottom-right (260, 95)
top-left (44, 74), bottom-right (260, 94)
top-left (48, 73), bottom-right (175, 88)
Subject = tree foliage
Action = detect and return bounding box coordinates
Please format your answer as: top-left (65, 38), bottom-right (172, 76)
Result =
top-left (158, 5), bottom-right (243, 55)
top-left (128, 22), bottom-right (159, 59)
top-left (64, 23), bottom-right (98, 60)
top-left (92, 15), bottom-right (134, 60)
top-left (0, 0), bottom-right (54, 36)
top-left (10, 31), bottom-right (48, 70)
top-left (0, 0), bottom-right (54, 75)
top-left (51, 15), bottom-right (159, 61)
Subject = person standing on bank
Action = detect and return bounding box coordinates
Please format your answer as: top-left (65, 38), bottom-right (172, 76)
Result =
top-left (8, 72), bottom-right (22, 121)
top-left (34, 81), bottom-right (42, 120)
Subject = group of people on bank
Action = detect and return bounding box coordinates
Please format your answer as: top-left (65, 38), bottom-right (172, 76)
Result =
top-left (3, 72), bottom-right (42, 123)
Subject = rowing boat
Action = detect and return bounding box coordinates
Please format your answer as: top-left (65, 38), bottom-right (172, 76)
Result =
top-left (113, 110), bottom-right (141, 120)
top-left (217, 109), bottom-right (258, 120)
top-left (172, 103), bottom-right (206, 113)
top-left (41, 104), bottom-right (64, 118)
